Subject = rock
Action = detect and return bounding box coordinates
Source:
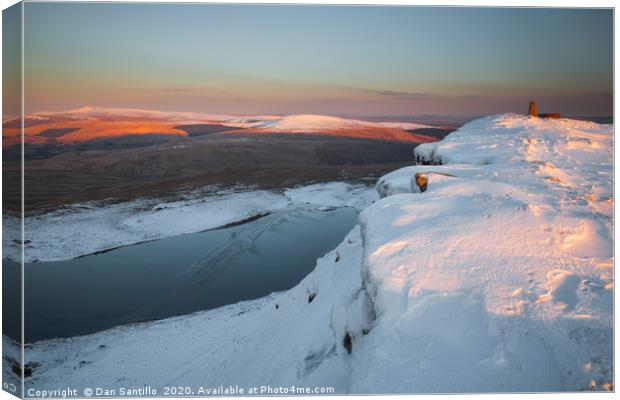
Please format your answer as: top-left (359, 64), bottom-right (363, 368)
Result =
top-left (413, 171), bottom-right (457, 193)
top-left (415, 173), bottom-right (428, 192)
top-left (308, 293), bottom-right (316, 303)
top-left (343, 332), bottom-right (353, 354)
top-left (539, 113), bottom-right (562, 119)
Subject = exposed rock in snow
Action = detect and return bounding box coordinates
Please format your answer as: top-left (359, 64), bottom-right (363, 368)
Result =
top-left (20, 114), bottom-right (613, 393)
top-left (376, 164), bottom-right (484, 197)
top-left (5, 182), bottom-right (376, 263)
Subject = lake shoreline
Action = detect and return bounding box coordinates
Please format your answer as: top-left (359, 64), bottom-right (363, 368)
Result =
top-left (3, 181), bottom-right (378, 264)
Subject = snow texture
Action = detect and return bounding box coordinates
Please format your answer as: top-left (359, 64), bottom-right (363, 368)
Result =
top-left (19, 114), bottom-right (613, 393)
top-left (285, 182), bottom-right (379, 210)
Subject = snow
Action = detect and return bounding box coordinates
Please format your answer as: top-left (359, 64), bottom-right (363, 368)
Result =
top-left (25, 107), bottom-right (435, 132)
top-left (373, 121), bottom-right (437, 130)
top-left (18, 114), bottom-right (613, 393)
top-left (13, 108), bottom-right (441, 141)
top-left (285, 182), bottom-right (378, 210)
top-left (357, 114), bottom-right (613, 392)
top-left (5, 182), bottom-right (376, 263)
top-left (2, 337), bottom-right (21, 396)
top-left (254, 114), bottom-right (433, 132)
top-left (22, 227), bottom-right (369, 394)
top-left (31, 106), bottom-right (281, 129)
top-left (263, 114), bottom-right (370, 132)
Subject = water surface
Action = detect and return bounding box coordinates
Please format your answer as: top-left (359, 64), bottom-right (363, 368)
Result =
top-left (3, 206), bottom-right (357, 343)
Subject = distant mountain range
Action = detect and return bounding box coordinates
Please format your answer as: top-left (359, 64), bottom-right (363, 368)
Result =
top-left (2, 106), bottom-right (451, 148)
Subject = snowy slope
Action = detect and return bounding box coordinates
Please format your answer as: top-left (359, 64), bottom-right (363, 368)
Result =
top-left (22, 114), bottom-right (613, 393)
top-left (362, 114), bottom-right (613, 392)
top-left (230, 114), bottom-right (439, 143)
top-left (256, 114), bottom-right (433, 132)
top-left (285, 182), bottom-right (378, 210)
top-left (28, 106), bottom-right (281, 128)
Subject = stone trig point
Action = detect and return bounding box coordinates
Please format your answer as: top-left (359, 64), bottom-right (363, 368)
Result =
top-left (528, 101), bottom-right (538, 117)
top-left (528, 101), bottom-right (561, 119)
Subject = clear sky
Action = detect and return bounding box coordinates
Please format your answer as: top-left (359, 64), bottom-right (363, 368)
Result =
top-left (18, 3), bottom-right (613, 117)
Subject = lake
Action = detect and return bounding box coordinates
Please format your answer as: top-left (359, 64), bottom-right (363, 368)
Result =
top-left (3, 206), bottom-right (358, 343)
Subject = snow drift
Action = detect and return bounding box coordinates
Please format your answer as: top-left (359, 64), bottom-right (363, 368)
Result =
top-left (21, 114), bottom-right (613, 393)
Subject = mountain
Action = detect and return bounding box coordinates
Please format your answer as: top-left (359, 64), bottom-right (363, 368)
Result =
top-left (20, 114), bottom-right (613, 393)
top-left (2, 107), bottom-right (443, 147)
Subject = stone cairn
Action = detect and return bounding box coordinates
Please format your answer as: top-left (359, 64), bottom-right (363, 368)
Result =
top-left (528, 101), bottom-right (538, 117)
top-left (528, 101), bottom-right (561, 119)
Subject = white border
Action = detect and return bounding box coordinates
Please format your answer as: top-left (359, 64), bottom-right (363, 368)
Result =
top-left (0, 2), bottom-right (615, 400)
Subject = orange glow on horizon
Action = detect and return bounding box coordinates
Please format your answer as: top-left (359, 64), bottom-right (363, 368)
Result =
top-left (2, 111), bottom-right (440, 147)
top-left (2, 120), bottom-right (188, 146)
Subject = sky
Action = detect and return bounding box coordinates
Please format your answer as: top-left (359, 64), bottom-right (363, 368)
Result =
top-left (10, 3), bottom-right (614, 117)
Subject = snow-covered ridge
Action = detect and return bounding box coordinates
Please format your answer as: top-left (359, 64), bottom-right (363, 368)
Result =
top-left (22, 114), bottom-right (613, 393)
top-left (4, 182), bottom-right (377, 263)
top-left (4, 107), bottom-right (440, 146)
top-left (9, 107), bottom-right (435, 131)
top-left (255, 114), bottom-right (433, 132)
top-left (367, 114), bottom-right (613, 391)
top-left (24, 106), bottom-right (281, 128)
top-left (8, 107), bottom-right (436, 131)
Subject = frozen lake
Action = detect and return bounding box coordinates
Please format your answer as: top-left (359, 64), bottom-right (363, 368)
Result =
top-left (3, 206), bottom-right (358, 343)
